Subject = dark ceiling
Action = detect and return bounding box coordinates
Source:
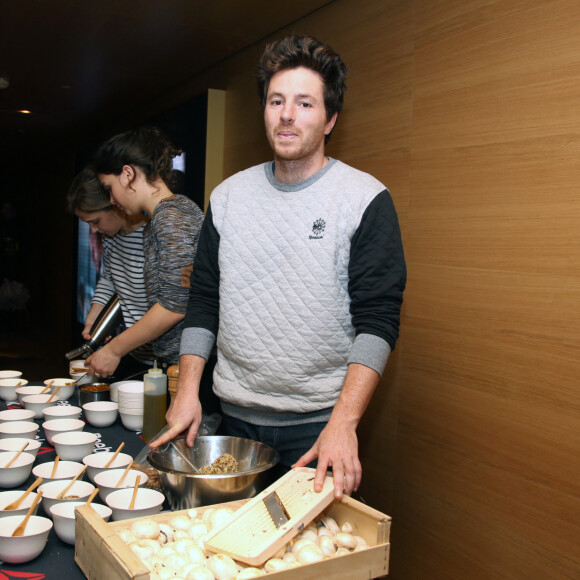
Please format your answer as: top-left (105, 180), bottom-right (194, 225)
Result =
top-left (0, 0), bottom-right (332, 154)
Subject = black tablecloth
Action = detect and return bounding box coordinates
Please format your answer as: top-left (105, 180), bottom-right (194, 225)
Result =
top-left (0, 386), bottom-right (152, 580)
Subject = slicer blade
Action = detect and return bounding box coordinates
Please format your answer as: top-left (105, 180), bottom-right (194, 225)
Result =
top-left (262, 491), bottom-right (290, 528)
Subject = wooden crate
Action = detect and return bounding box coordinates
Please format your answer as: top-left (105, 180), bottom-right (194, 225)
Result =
top-left (75, 496), bottom-right (391, 579)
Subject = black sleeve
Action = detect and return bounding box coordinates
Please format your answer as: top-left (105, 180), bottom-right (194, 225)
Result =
top-left (184, 203), bottom-right (220, 335)
top-left (348, 189), bottom-right (406, 350)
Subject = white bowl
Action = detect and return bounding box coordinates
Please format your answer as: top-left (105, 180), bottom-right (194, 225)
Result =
top-left (0, 451), bottom-right (35, 487)
top-left (15, 385), bottom-right (45, 405)
top-left (0, 378), bottom-right (28, 402)
top-left (44, 378), bottom-right (77, 401)
top-left (94, 468), bottom-right (148, 502)
top-left (82, 452), bottom-right (133, 483)
top-left (69, 360), bottom-right (88, 379)
top-left (42, 404), bottom-right (82, 422)
top-left (50, 501), bottom-right (111, 544)
top-left (0, 408), bottom-right (36, 423)
top-left (0, 438), bottom-right (41, 459)
top-left (0, 420), bottom-right (39, 440)
top-left (32, 460), bottom-right (85, 483)
top-left (22, 394), bottom-right (59, 419)
top-left (0, 371), bottom-right (22, 380)
top-left (105, 487), bottom-right (164, 521)
top-left (119, 412), bottom-right (143, 431)
top-left (111, 380), bottom-right (143, 403)
top-left (0, 490), bottom-right (41, 518)
top-left (52, 431), bottom-right (98, 461)
top-left (0, 515), bottom-right (53, 563)
top-left (38, 479), bottom-right (95, 518)
top-left (42, 418), bottom-right (85, 446)
top-left (82, 401), bottom-right (118, 427)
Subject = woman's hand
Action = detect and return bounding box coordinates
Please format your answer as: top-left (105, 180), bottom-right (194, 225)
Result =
top-left (85, 343), bottom-right (121, 379)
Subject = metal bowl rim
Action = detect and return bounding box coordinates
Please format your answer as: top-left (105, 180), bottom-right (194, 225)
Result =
top-left (147, 435), bottom-right (279, 478)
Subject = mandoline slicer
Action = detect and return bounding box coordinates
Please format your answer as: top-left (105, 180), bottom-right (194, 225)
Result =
top-left (204, 466), bottom-right (335, 566)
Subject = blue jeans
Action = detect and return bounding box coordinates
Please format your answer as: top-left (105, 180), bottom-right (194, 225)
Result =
top-left (220, 414), bottom-right (326, 482)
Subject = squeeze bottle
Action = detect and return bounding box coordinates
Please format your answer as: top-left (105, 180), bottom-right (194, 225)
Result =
top-left (142, 361), bottom-right (167, 442)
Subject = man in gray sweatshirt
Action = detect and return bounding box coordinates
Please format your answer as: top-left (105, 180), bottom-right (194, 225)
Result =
top-left (153, 34), bottom-right (406, 499)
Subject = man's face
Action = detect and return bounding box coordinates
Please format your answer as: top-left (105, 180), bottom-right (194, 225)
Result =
top-left (264, 67), bottom-right (337, 163)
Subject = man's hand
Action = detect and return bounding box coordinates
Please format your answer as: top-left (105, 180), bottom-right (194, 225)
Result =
top-left (148, 354), bottom-right (207, 449)
top-left (293, 418), bottom-right (361, 500)
top-left (293, 362), bottom-right (380, 500)
top-left (149, 387), bottom-right (202, 449)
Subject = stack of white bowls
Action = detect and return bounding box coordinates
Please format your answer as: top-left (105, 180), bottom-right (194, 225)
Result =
top-left (116, 381), bottom-right (144, 432)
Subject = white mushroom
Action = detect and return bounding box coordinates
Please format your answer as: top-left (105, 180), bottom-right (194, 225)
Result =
top-left (318, 534), bottom-right (336, 557)
top-left (282, 551), bottom-right (299, 566)
top-left (263, 558), bottom-right (291, 573)
top-left (354, 535), bottom-right (368, 547)
top-left (320, 516), bottom-right (340, 535)
top-left (291, 537), bottom-right (316, 557)
top-left (296, 543), bottom-right (325, 565)
top-left (341, 522), bottom-right (354, 534)
top-left (333, 532), bottom-right (358, 550)
top-left (170, 514), bottom-right (194, 531)
top-left (131, 518), bottom-right (161, 540)
top-left (317, 526), bottom-right (333, 539)
top-left (188, 521), bottom-right (209, 542)
top-left (158, 523), bottom-right (175, 544)
top-left (296, 528), bottom-right (318, 543)
top-left (335, 546), bottom-right (351, 556)
top-left (206, 553), bottom-right (238, 579)
top-left (129, 539), bottom-right (159, 560)
top-left (157, 545), bottom-right (178, 561)
top-left (207, 508), bottom-right (235, 532)
top-left (187, 508), bottom-right (198, 519)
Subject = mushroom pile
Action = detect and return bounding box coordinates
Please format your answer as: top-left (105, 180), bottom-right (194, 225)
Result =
top-left (118, 507), bottom-right (369, 579)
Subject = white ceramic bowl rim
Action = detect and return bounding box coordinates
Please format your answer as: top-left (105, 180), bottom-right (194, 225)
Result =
top-left (22, 394), bottom-right (54, 404)
top-left (0, 451), bottom-right (35, 468)
top-left (0, 378), bottom-right (28, 387)
top-left (0, 409), bottom-right (36, 420)
top-left (44, 378), bottom-right (76, 386)
top-left (42, 418), bottom-right (85, 430)
top-left (0, 515), bottom-right (52, 537)
top-left (43, 405), bottom-right (82, 416)
top-left (0, 438), bottom-right (41, 451)
top-left (39, 479), bottom-right (94, 499)
top-left (0, 490), bottom-right (38, 510)
top-left (0, 421), bottom-right (38, 433)
top-left (117, 383), bottom-right (144, 394)
top-left (82, 401), bottom-right (119, 411)
top-left (52, 431), bottom-right (98, 445)
top-left (50, 501), bottom-right (111, 519)
top-left (105, 487), bottom-right (164, 509)
top-left (94, 469), bottom-right (148, 487)
top-left (82, 452), bottom-right (132, 468)
top-left (0, 371), bottom-right (22, 379)
top-left (32, 461), bottom-right (84, 479)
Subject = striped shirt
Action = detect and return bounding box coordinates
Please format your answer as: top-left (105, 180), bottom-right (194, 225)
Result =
top-left (92, 226), bottom-right (154, 364)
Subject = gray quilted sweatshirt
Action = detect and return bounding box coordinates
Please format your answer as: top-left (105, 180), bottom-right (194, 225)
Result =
top-left (181, 159), bottom-right (406, 425)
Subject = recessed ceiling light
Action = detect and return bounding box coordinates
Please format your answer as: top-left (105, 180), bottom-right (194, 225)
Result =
top-left (18, 110), bottom-right (32, 115)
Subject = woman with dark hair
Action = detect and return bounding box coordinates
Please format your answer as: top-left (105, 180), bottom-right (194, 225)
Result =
top-left (67, 167), bottom-right (154, 378)
top-left (86, 126), bottom-right (206, 382)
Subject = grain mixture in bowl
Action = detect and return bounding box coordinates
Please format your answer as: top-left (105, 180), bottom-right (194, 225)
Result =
top-left (200, 453), bottom-right (239, 474)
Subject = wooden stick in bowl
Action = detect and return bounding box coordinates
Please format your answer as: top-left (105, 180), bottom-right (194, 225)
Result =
top-left (3, 477), bottom-right (43, 511)
top-left (55, 465), bottom-right (87, 500)
top-left (3, 441), bottom-right (29, 468)
top-left (47, 385), bottom-right (62, 403)
top-left (50, 456), bottom-right (60, 479)
top-left (128, 478), bottom-right (140, 510)
top-left (103, 442), bottom-right (125, 468)
top-left (115, 461), bottom-right (133, 488)
top-left (11, 491), bottom-right (43, 537)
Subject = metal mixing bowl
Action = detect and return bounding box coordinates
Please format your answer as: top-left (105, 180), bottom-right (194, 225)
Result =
top-left (148, 436), bottom-right (279, 510)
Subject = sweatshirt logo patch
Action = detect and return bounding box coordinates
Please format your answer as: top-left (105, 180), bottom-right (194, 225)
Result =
top-left (309, 218), bottom-right (325, 240)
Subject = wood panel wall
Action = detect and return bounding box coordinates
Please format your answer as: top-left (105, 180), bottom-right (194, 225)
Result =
top-left (153, 0), bottom-right (580, 577)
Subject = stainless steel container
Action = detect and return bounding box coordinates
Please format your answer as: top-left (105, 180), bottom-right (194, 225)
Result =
top-left (65, 295), bottom-right (123, 361)
top-left (148, 436), bottom-right (279, 510)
